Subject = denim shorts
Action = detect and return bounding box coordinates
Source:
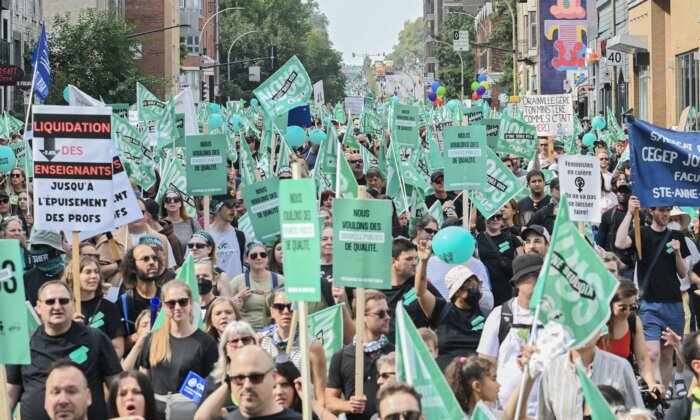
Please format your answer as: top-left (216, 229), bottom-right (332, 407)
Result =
top-left (638, 300), bottom-right (684, 341)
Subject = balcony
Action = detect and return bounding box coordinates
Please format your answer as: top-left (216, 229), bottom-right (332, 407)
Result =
top-left (0, 40), bottom-right (10, 64)
top-left (516, 39), bottom-right (535, 65)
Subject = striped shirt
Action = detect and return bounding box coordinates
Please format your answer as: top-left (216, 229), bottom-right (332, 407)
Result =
top-left (537, 348), bottom-right (644, 419)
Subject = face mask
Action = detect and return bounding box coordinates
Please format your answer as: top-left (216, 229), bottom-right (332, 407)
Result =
top-left (668, 222), bottom-right (681, 231)
top-left (198, 279), bottom-right (213, 295)
top-left (464, 286), bottom-right (482, 308)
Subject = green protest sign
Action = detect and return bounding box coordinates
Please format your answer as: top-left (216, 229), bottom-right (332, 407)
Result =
top-left (332, 198), bottom-right (392, 288)
top-left (468, 147), bottom-right (524, 219)
top-left (476, 118), bottom-right (501, 149)
top-left (531, 195), bottom-right (619, 349)
top-left (0, 240), bottom-right (31, 364)
top-left (462, 106), bottom-right (483, 124)
top-left (185, 134), bottom-right (227, 196)
top-left (241, 177), bottom-right (281, 243)
top-left (11, 142), bottom-right (33, 177)
top-left (392, 103), bottom-right (420, 149)
top-left (396, 305), bottom-right (464, 419)
top-left (496, 116), bottom-right (537, 158)
top-left (443, 125), bottom-right (487, 191)
top-left (279, 179), bottom-right (321, 301)
top-left (108, 103), bottom-right (130, 119)
top-left (253, 56), bottom-right (312, 117)
top-left (175, 113), bottom-right (185, 139)
top-left (308, 304), bottom-right (343, 372)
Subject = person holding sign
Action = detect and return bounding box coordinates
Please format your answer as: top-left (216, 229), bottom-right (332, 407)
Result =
top-left (424, 170), bottom-right (462, 219)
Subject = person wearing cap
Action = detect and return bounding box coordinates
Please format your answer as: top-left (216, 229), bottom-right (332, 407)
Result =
top-left (424, 170), bottom-right (463, 219)
top-left (547, 141), bottom-right (566, 172)
top-left (477, 253), bottom-right (545, 417)
top-left (596, 180), bottom-right (636, 274)
top-left (209, 187), bottom-right (246, 280)
top-left (24, 230), bottom-right (67, 306)
top-left (521, 225), bottom-right (550, 258)
top-left (139, 234), bottom-right (177, 285)
top-left (144, 197), bottom-right (185, 267)
top-left (516, 170), bottom-right (551, 226)
top-left (0, 189), bottom-right (11, 219)
top-left (414, 240), bottom-right (485, 370)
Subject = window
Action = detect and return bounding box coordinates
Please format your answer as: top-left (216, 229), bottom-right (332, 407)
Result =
top-left (180, 0), bottom-right (185, 7)
top-left (529, 11), bottom-right (537, 49)
top-left (639, 68), bottom-right (649, 121)
top-left (676, 50), bottom-right (699, 120)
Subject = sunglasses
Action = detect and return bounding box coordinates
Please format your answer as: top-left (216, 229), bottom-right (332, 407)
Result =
top-left (433, 177), bottom-right (444, 184)
top-left (616, 303), bottom-right (638, 312)
top-left (0, 198), bottom-right (8, 204)
top-left (489, 214), bottom-right (504, 220)
top-left (187, 242), bottom-right (208, 250)
top-left (366, 309), bottom-right (389, 319)
top-left (272, 303), bottom-right (293, 312)
top-left (249, 252), bottom-right (267, 260)
top-left (164, 298), bottom-right (190, 309)
top-left (136, 255), bottom-right (159, 263)
top-left (422, 227), bottom-right (438, 235)
top-left (378, 371), bottom-right (395, 379)
top-left (10, 173), bottom-right (22, 178)
top-left (223, 201), bottom-right (236, 208)
top-left (349, 159), bottom-right (364, 164)
top-left (42, 297), bottom-right (71, 306)
top-left (229, 367), bottom-right (274, 386)
top-left (384, 411), bottom-right (422, 420)
top-left (164, 196), bottom-right (181, 204)
top-left (599, 157), bottom-right (609, 161)
top-left (227, 336), bottom-right (254, 346)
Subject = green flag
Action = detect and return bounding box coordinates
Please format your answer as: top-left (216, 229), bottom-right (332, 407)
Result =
top-left (530, 195), bottom-right (619, 348)
top-left (575, 364), bottom-right (616, 420)
top-left (468, 148), bottom-right (524, 219)
top-left (5, 112), bottom-right (23, 135)
top-left (136, 82), bottom-right (166, 122)
top-left (472, 402), bottom-right (499, 420)
top-left (157, 152), bottom-right (196, 218)
top-left (237, 213), bottom-right (256, 242)
top-left (239, 132), bottom-right (257, 186)
top-left (428, 199), bottom-right (444, 227)
top-left (156, 96), bottom-right (177, 150)
top-left (0, 240), bottom-right (31, 364)
top-left (496, 116), bottom-right (538, 158)
top-left (336, 154), bottom-right (359, 198)
top-left (308, 304), bottom-right (344, 372)
top-left (253, 56), bottom-right (312, 117)
top-left (177, 254), bottom-right (203, 328)
top-left (396, 305), bottom-right (464, 419)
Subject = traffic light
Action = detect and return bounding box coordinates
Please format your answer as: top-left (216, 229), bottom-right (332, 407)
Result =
top-left (201, 78), bottom-right (208, 102)
top-left (268, 45), bottom-right (277, 70)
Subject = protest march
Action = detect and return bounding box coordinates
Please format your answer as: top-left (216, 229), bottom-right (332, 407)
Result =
top-left (1, 7), bottom-right (700, 420)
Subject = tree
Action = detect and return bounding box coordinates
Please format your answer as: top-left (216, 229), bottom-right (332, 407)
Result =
top-left (386, 17), bottom-right (424, 70)
top-left (44, 9), bottom-right (167, 104)
top-left (434, 14), bottom-right (476, 100)
top-left (488, 0), bottom-right (516, 96)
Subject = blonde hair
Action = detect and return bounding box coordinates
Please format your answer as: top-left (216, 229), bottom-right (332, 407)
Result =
top-left (210, 320), bottom-right (259, 382)
top-left (418, 327), bottom-right (438, 350)
top-left (203, 297), bottom-right (241, 340)
top-left (61, 256), bottom-right (102, 300)
top-left (149, 280), bottom-right (193, 366)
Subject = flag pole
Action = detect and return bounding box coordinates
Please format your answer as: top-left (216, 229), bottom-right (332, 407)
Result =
top-left (354, 185), bottom-right (367, 399)
top-left (513, 301), bottom-right (542, 420)
top-left (22, 26), bottom-right (41, 193)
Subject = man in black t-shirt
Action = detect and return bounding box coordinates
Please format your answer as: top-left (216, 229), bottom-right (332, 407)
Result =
top-left (424, 170), bottom-right (463, 219)
top-left (7, 281), bottom-right (122, 420)
top-left (528, 177), bottom-right (559, 234)
top-left (615, 196), bottom-right (690, 392)
top-left (516, 170), bottom-right (551, 225)
top-left (476, 213), bottom-right (523, 306)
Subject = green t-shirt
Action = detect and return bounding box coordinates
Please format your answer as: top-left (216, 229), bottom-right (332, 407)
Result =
top-left (230, 271), bottom-right (284, 330)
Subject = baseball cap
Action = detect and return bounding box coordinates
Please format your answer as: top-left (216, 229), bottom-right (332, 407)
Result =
top-left (521, 225), bottom-right (550, 243)
top-left (430, 170), bottom-right (444, 183)
top-left (510, 254), bottom-right (544, 285)
top-left (616, 181), bottom-right (631, 193)
top-left (211, 187), bottom-right (237, 214)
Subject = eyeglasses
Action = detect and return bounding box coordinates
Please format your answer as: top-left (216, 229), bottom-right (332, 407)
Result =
top-left (136, 255), bottom-right (159, 263)
top-left (0, 198), bottom-right (8, 204)
top-left (164, 298), bottom-right (190, 309)
top-left (422, 228), bottom-right (437, 235)
top-left (41, 297), bottom-right (71, 306)
top-left (383, 410), bottom-right (422, 420)
top-left (272, 303), bottom-right (293, 312)
top-left (234, 201), bottom-right (244, 208)
top-left (187, 242), bottom-right (208, 250)
top-left (223, 201), bottom-right (236, 208)
top-left (599, 157), bottom-right (609, 161)
top-left (229, 367), bottom-right (274, 386)
top-left (616, 303), bottom-right (638, 312)
top-left (249, 252), bottom-right (267, 260)
top-left (10, 173), bottom-right (22, 178)
top-left (378, 371), bottom-right (395, 379)
top-left (227, 336), bottom-right (254, 346)
top-left (349, 159), bottom-right (364, 164)
top-left (164, 196), bottom-right (181, 204)
top-left (365, 310), bottom-right (389, 319)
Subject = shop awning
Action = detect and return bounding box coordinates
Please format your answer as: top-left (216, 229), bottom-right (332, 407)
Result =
top-left (607, 35), bottom-right (648, 54)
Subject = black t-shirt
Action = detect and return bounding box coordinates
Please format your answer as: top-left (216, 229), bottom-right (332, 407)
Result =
top-left (24, 267), bottom-right (65, 307)
top-left (81, 297), bottom-right (125, 339)
top-left (424, 192), bottom-right (463, 219)
top-left (429, 298), bottom-right (484, 370)
top-left (476, 232), bottom-right (521, 307)
top-left (6, 322), bottom-right (122, 420)
top-left (137, 329), bottom-right (219, 395)
top-left (327, 343), bottom-right (395, 420)
top-left (381, 279), bottom-right (442, 342)
top-left (319, 264), bottom-right (354, 309)
top-left (528, 203), bottom-right (557, 233)
top-left (225, 407), bottom-right (303, 419)
top-left (629, 226), bottom-right (691, 302)
top-left (516, 195), bottom-right (551, 225)
top-left (694, 260), bottom-right (700, 277)
top-left (118, 286), bottom-right (161, 336)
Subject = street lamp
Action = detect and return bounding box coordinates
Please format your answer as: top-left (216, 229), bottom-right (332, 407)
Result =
top-left (492, 0), bottom-right (517, 96)
top-left (199, 6), bottom-right (244, 101)
top-left (427, 36), bottom-right (464, 101)
top-left (227, 30), bottom-right (260, 80)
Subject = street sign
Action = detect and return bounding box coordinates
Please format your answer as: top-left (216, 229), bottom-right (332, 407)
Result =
top-left (248, 66), bottom-right (261, 82)
top-left (453, 30), bottom-right (469, 52)
top-left (605, 50), bottom-right (625, 66)
top-left (424, 72), bottom-right (435, 85)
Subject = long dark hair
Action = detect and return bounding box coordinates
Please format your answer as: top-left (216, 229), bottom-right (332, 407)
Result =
top-left (444, 355), bottom-right (494, 412)
top-left (601, 279), bottom-right (637, 350)
top-left (108, 370), bottom-right (157, 420)
top-left (276, 362), bottom-right (302, 412)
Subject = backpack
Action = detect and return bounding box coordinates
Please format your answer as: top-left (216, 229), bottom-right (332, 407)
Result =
top-left (497, 298), bottom-right (541, 345)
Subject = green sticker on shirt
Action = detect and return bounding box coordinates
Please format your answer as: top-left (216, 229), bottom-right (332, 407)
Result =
top-left (69, 345), bottom-right (89, 364)
top-left (498, 241), bottom-right (510, 253)
top-left (665, 241), bottom-right (673, 254)
top-left (403, 288), bottom-right (418, 306)
top-left (89, 311), bottom-right (105, 329)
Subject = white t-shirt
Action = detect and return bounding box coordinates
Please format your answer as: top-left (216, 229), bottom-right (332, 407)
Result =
top-left (477, 300), bottom-right (540, 417)
top-left (208, 226), bottom-right (243, 279)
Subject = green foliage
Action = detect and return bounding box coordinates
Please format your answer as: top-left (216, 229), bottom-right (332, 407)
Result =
top-left (44, 9), bottom-right (167, 104)
top-left (386, 17), bottom-right (424, 69)
top-left (489, 0), bottom-right (516, 95)
top-left (434, 14), bottom-right (476, 100)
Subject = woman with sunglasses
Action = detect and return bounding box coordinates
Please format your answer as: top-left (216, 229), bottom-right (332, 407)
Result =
top-left (230, 241), bottom-right (284, 329)
top-left (476, 211), bottom-right (523, 307)
top-left (201, 320), bottom-right (258, 413)
top-left (411, 215), bottom-right (438, 246)
top-left (133, 280), bottom-right (219, 419)
top-left (259, 288), bottom-right (327, 405)
top-left (6, 167), bottom-right (28, 204)
top-left (597, 280), bottom-right (661, 399)
top-left (161, 188), bottom-right (200, 250)
top-left (203, 296), bottom-right (241, 343)
top-left (187, 231), bottom-right (232, 298)
top-left (62, 256), bottom-right (126, 357)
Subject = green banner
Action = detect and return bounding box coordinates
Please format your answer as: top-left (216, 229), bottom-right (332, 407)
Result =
top-left (531, 195), bottom-right (619, 349)
top-left (392, 103), bottom-right (420, 149)
top-left (468, 148), bottom-right (524, 219)
top-left (336, 154), bottom-right (359, 198)
top-left (185, 134), bottom-right (227, 196)
top-left (253, 56), bottom-right (312, 117)
top-left (332, 198), bottom-right (392, 289)
top-left (0, 240), bottom-right (31, 364)
top-left (462, 106), bottom-right (483, 124)
top-left (175, 113), bottom-right (185, 140)
top-left (279, 179), bottom-right (321, 301)
top-left (241, 177), bottom-right (281, 243)
top-left (496, 116), bottom-right (537, 158)
top-left (308, 303), bottom-right (343, 372)
top-left (108, 103), bottom-right (130, 119)
top-left (576, 363), bottom-right (617, 419)
top-left (443, 125), bottom-right (488, 191)
top-left (476, 118), bottom-right (501, 149)
top-left (396, 305), bottom-right (464, 419)
top-left (136, 82), bottom-right (166, 122)
top-left (10, 142), bottom-right (33, 177)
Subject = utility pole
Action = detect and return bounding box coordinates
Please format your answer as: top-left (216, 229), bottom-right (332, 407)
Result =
top-left (611, 0), bottom-right (617, 121)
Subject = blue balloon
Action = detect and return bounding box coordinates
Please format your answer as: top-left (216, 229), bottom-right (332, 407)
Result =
top-left (322, 116), bottom-right (331, 127)
top-left (446, 99), bottom-right (460, 112)
top-left (231, 114), bottom-right (244, 133)
top-left (207, 113), bottom-right (224, 131)
top-left (431, 226), bottom-right (475, 264)
top-left (592, 115), bottom-right (606, 130)
top-left (582, 132), bottom-right (597, 148)
top-left (477, 74), bottom-right (488, 82)
top-left (285, 125), bottom-right (307, 148)
top-left (250, 98), bottom-right (259, 107)
top-left (476, 86), bottom-right (486, 95)
top-left (210, 103), bottom-right (221, 113)
top-left (391, 96), bottom-right (400, 105)
top-left (308, 128), bottom-right (327, 145)
top-left (431, 81), bottom-right (441, 92)
top-left (0, 146), bottom-right (17, 173)
top-left (63, 86), bottom-right (70, 103)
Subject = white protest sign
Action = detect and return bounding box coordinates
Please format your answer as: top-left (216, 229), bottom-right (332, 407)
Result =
top-left (559, 155), bottom-right (601, 222)
top-left (344, 96), bottom-right (364, 115)
top-left (313, 80), bottom-right (325, 106)
top-left (32, 105), bottom-right (114, 232)
top-left (174, 86), bottom-right (199, 135)
top-left (521, 94), bottom-right (573, 136)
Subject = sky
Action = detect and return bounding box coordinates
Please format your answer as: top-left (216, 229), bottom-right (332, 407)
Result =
top-left (316, 0), bottom-right (423, 66)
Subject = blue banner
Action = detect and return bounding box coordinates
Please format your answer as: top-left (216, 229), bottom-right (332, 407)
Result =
top-left (628, 118), bottom-right (700, 207)
top-left (31, 24), bottom-right (50, 102)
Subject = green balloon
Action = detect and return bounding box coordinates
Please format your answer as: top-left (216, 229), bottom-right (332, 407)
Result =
top-left (471, 82), bottom-right (479, 92)
top-left (436, 86), bottom-right (446, 96)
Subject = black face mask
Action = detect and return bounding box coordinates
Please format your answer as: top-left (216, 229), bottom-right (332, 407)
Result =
top-left (464, 286), bottom-right (482, 308)
top-left (198, 279), bottom-right (213, 295)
